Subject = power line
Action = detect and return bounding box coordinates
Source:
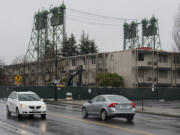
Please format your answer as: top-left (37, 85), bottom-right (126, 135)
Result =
top-left (67, 16), bottom-right (123, 26)
top-left (66, 12), bottom-right (124, 23)
top-left (67, 8), bottom-right (139, 21)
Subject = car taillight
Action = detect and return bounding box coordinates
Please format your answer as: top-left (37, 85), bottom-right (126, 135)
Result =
top-left (131, 102), bottom-right (136, 108)
top-left (108, 103), bottom-right (118, 107)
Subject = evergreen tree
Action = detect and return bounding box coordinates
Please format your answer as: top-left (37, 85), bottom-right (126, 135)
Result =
top-left (79, 31), bottom-right (98, 55)
top-left (68, 34), bottom-right (78, 56)
top-left (79, 31), bottom-right (88, 55)
top-left (43, 40), bottom-right (55, 59)
top-left (61, 37), bottom-right (69, 57)
top-left (89, 40), bottom-right (98, 54)
top-left (61, 34), bottom-right (78, 57)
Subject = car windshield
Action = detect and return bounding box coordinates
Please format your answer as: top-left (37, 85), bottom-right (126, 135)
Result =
top-left (18, 94), bottom-right (41, 101)
top-left (107, 95), bottom-right (130, 103)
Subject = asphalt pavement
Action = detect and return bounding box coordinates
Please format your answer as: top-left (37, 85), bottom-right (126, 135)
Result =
top-left (0, 100), bottom-right (180, 135)
top-left (0, 126), bottom-right (19, 135)
top-left (45, 100), bottom-right (180, 118)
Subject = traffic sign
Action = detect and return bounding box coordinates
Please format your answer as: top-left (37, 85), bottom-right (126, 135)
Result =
top-left (15, 74), bottom-right (22, 81)
top-left (16, 80), bottom-right (20, 85)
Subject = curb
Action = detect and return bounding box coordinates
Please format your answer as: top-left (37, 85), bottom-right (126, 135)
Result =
top-left (45, 100), bottom-right (180, 118)
top-left (136, 110), bottom-right (180, 118)
top-left (45, 100), bottom-right (82, 108)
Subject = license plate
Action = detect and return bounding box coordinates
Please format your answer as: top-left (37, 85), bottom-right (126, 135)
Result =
top-left (118, 105), bottom-right (130, 109)
top-left (32, 110), bottom-right (38, 112)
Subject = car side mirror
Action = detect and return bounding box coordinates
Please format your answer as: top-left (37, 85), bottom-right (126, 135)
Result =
top-left (88, 100), bottom-right (92, 103)
top-left (41, 99), bottom-right (44, 102)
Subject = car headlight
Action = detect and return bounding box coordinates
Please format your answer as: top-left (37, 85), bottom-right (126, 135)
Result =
top-left (20, 104), bottom-right (27, 109)
top-left (42, 104), bottom-right (46, 108)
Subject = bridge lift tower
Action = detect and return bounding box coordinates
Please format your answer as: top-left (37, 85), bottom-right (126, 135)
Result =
top-left (141, 16), bottom-right (161, 50)
top-left (123, 16), bottom-right (161, 50)
top-left (25, 3), bottom-right (66, 61)
top-left (123, 21), bottom-right (140, 50)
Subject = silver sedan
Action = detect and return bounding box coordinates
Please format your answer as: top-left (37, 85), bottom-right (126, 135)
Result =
top-left (82, 95), bottom-right (136, 121)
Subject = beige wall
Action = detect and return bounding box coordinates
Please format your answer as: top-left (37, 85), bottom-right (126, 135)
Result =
top-left (3, 50), bottom-right (180, 88)
top-left (109, 51), bottom-right (134, 88)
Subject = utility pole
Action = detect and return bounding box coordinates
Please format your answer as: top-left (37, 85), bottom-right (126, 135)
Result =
top-left (53, 26), bottom-right (58, 101)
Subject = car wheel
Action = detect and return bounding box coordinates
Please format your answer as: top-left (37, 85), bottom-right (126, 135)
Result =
top-left (16, 108), bottom-right (21, 119)
top-left (6, 106), bottom-right (11, 116)
top-left (101, 110), bottom-right (107, 121)
top-left (41, 114), bottom-right (46, 119)
top-left (82, 107), bottom-right (88, 118)
top-left (127, 116), bottom-right (134, 122)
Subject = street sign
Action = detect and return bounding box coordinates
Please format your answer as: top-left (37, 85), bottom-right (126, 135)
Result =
top-left (15, 74), bottom-right (22, 81)
top-left (16, 80), bottom-right (20, 85)
top-left (15, 74), bottom-right (22, 85)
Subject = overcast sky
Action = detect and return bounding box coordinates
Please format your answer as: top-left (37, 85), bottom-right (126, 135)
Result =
top-left (0, 0), bottom-right (179, 64)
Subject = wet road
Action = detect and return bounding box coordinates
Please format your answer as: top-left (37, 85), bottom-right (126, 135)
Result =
top-left (135, 100), bottom-right (180, 109)
top-left (0, 100), bottom-right (180, 135)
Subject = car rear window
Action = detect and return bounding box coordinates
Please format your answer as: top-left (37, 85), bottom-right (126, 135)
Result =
top-left (107, 95), bottom-right (130, 103)
top-left (18, 94), bottom-right (41, 101)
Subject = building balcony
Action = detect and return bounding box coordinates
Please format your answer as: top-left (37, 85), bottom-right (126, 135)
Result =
top-left (137, 50), bottom-right (153, 54)
top-left (156, 67), bottom-right (172, 71)
top-left (137, 61), bottom-right (154, 70)
top-left (138, 77), bottom-right (155, 83)
top-left (175, 66), bottom-right (180, 71)
top-left (158, 63), bottom-right (172, 69)
top-left (157, 78), bottom-right (171, 84)
top-left (175, 78), bottom-right (180, 85)
top-left (137, 82), bottom-right (153, 87)
top-left (138, 78), bottom-right (172, 87)
top-left (137, 66), bottom-right (153, 70)
top-left (155, 83), bottom-right (172, 87)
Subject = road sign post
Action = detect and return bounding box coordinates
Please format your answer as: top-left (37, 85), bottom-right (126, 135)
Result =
top-left (15, 74), bottom-right (22, 86)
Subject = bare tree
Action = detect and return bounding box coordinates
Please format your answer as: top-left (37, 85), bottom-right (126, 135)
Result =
top-left (0, 58), bottom-right (5, 85)
top-left (0, 58), bottom-right (5, 66)
top-left (173, 5), bottom-right (180, 51)
top-left (11, 55), bottom-right (29, 65)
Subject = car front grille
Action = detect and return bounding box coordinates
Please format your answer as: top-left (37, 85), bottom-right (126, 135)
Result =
top-left (36, 106), bottom-right (41, 109)
top-left (29, 106), bottom-right (35, 109)
top-left (29, 106), bottom-right (41, 109)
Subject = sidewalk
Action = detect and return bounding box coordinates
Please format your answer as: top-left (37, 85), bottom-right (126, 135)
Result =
top-left (45, 99), bottom-right (180, 118)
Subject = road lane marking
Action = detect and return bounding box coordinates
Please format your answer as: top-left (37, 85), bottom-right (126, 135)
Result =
top-left (0, 121), bottom-right (37, 135)
top-left (48, 112), bottom-right (156, 135)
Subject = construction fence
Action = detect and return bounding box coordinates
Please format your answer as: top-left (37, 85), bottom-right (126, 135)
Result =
top-left (0, 86), bottom-right (180, 100)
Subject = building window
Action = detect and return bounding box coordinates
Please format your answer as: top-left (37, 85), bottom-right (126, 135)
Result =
top-left (138, 53), bottom-right (144, 61)
top-left (65, 61), bottom-right (68, 66)
top-left (92, 56), bottom-right (96, 64)
top-left (111, 55), bottom-right (114, 61)
top-left (83, 57), bottom-right (86, 65)
top-left (83, 57), bottom-right (88, 65)
top-left (177, 71), bottom-right (180, 79)
top-left (159, 55), bottom-right (168, 63)
top-left (175, 55), bottom-right (180, 64)
top-left (72, 59), bottom-right (76, 66)
top-left (138, 71), bottom-right (144, 78)
top-left (159, 71), bottom-right (168, 78)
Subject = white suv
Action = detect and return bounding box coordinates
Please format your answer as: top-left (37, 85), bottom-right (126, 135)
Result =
top-left (6, 91), bottom-right (47, 119)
